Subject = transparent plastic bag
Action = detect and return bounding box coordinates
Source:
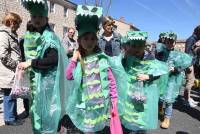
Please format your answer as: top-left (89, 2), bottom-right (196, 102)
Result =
top-left (10, 66), bottom-right (30, 99)
top-left (130, 81), bottom-right (146, 104)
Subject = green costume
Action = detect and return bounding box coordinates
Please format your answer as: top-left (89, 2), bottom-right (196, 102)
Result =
top-left (121, 30), bottom-right (169, 131)
top-left (65, 5), bottom-right (127, 132)
top-left (22, 1), bottom-right (70, 134)
top-left (66, 53), bottom-right (127, 132)
top-left (156, 32), bottom-right (192, 103)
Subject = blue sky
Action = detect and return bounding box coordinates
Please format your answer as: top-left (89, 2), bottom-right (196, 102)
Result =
top-left (70, 0), bottom-right (200, 41)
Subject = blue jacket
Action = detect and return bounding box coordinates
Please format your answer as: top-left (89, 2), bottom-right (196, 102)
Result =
top-left (185, 34), bottom-right (200, 65)
top-left (98, 32), bottom-right (122, 56)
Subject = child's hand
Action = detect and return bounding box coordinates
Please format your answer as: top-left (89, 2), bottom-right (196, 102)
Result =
top-left (72, 49), bottom-right (81, 61)
top-left (137, 74), bottom-right (149, 81)
top-left (18, 61), bottom-right (31, 70)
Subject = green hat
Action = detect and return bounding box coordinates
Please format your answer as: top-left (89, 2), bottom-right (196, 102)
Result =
top-left (159, 31), bottom-right (177, 41)
top-left (159, 32), bottom-right (165, 39)
top-left (75, 5), bottom-right (103, 37)
top-left (21, 0), bottom-right (48, 17)
top-left (121, 30), bottom-right (148, 45)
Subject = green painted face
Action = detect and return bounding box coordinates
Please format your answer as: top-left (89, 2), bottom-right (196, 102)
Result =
top-left (75, 5), bottom-right (103, 37)
top-left (21, 0), bottom-right (48, 17)
top-left (121, 30), bottom-right (148, 45)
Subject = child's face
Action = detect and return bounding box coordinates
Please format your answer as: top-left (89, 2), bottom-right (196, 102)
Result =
top-left (124, 43), bottom-right (145, 57)
top-left (79, 32), bottom-right (97, 52)
top-left (164, 38), bottom-right (175, 50)
top-left (31, 15), bottom-right (47, 29)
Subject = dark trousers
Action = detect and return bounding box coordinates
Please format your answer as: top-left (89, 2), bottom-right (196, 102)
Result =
top-left (23, 99), bottom-right (29, 112)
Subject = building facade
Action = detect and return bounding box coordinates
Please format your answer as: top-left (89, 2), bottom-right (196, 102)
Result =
top-left (0, 0), bottom-right (77, 39)
top-left (113, 17), bottom-right (139, 36)
top-left (175, 40), bottom-right (186, 52)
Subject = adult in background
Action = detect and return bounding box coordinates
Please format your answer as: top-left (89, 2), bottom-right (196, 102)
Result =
top-left (98, 16), bottom-right (122, 56)
top-left (0, 12), bottom-right (23, 126)
top-left (62, 27), bottom-right (78, 58)
top-left (184, 25), bottom-right (200, 107)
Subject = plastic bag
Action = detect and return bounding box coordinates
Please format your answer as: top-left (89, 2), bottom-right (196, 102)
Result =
top-left (168, 51), bottom-right (192, 70)
top-left (10, 66), bottom-right (30, 99)
top-left (130, 81), bottom-right (146, 104)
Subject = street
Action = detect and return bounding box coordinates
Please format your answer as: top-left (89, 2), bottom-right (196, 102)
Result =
top-left (0, 89), bottom-right (200, 134)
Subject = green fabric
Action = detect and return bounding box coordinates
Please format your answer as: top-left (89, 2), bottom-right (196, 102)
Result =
top-left (156, 43), bottom-right (166, 53)
top-left (21, 0), bottom-right (48, 16)
top-left (65, 53), bottom-right (127, 132)
top-left (29, 28), bottom-right (69, 134)
top-left (106, 54), bottom-right (128, 116)
top-left (121, 56), bottom-right (169, 131)
top-left (121, 30), bottom-right (148, 45)
top-left (160, 72), bottom-right (185, 103)
top-left (24, 31), bottom-right (42, 60)
top-left (75, 5), bottom-right (103, 36)
top-left (66, 53), bottom-right (109, 132)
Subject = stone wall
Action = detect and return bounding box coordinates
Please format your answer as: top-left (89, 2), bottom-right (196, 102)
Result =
top-left (0, 0), bottom-right (76, 40)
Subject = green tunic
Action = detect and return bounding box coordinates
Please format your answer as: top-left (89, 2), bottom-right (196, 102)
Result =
top-left (121, 56), bottom-right (168, 131)
top-left (24, 28), bottom-right (69, 134)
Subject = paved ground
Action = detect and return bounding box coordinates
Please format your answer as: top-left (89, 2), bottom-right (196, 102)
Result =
top-left (0, 90), bottom-right (24, 126)
top-left (0, 89), bottom-right (200, 134)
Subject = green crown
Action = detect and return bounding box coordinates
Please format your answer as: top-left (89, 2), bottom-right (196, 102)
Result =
top-left (121, 30), bottom-right (148, 45)
top-left (21, 0), bottom-right (48, 16)
top-left (159, 31), bottom-right (177, 41)
top-left (75, 5), bottom-right (103, 36)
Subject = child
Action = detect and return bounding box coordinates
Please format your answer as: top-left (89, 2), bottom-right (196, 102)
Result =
top-left (18, 0), bottom-right (69, 133)
top-left (155, 32), bottom-right (192, 129)
top-left (65, 5), bottom-right (123, 134)
top-left (120, 30), bottom-right (169, 133)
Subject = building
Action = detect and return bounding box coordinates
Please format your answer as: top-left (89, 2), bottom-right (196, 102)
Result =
top-left (113, 17), bottom-right (139, 36)
top-left (175, 40), bottom-right (186, 52)
top-left (0, 0), bottom-right (77, 39)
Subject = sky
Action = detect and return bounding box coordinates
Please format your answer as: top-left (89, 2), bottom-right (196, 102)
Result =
top-left (70, 0), bottom-right (200, 41)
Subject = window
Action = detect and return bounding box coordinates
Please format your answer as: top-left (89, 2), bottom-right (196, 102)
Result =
top-left (64, 7), bottom-right (68, 17)
top-left (63, 27), bottom-right (68, 37)
top-left (50, 2), bottom-right (55, 13)
top-left (49, 23), bottom-right (55, 31)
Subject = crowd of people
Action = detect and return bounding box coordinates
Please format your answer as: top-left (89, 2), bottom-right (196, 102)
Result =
top-left (0, 0), bottom-right (200, 134)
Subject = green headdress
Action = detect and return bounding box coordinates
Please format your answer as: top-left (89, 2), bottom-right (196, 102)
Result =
top-left (75, 5), bottom-right (103, 37)
top-left (159, 32), bottom-right (165, 39)
top-left (159, 31), bottom-right (177, 41)
top-left (121, 30), bottom-right (148, 45)
top-left (21, 0), bottom-right (48, 17)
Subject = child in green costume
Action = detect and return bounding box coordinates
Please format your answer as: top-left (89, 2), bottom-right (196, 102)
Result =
top-left (19, 0), bottom-right (69, 133)
top-left (120, 30), bottom-right (169, 133)
top-left (155, 32), bottom-right (192, 129)
top-left (65, 5), bottom-right (124, 134)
